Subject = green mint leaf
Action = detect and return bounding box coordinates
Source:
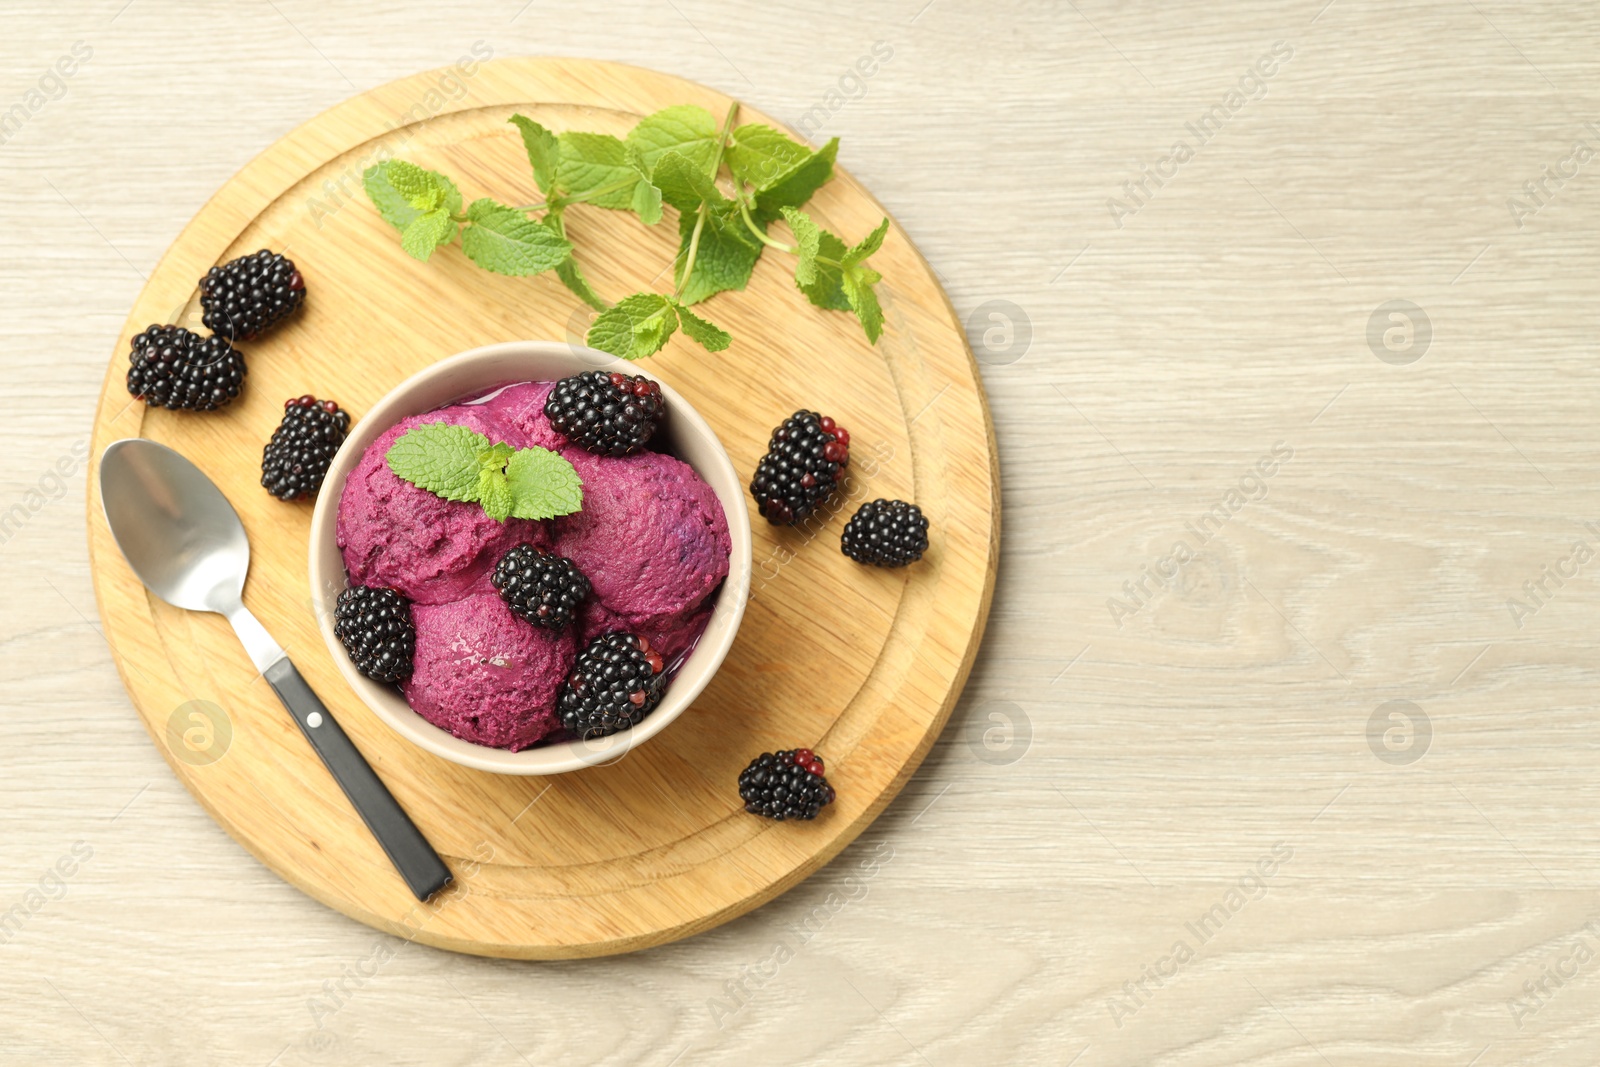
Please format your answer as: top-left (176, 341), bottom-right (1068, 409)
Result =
top-left (727, 124), bottom-right (812, 192)
top-left (556, 132), bottom-right (638, 209)
top-left (754, 137), bottom-right (838, 213)
top-left (587, 292), bottom-right (677, 360)
top-left (626, 105), bottom-right (722, 178)
top-left (629, 295), bottom-right (679, 355)
top-left (400, 208), bottom-right (457, 261)
top-left (796, 229), bottom-right (851, 312)
top-left (508, 115), bottom-right (560, 195)
top-left (555, 254), bottom-right (608, 311)
top-left (780, 207), bottom-right (821, 286)
top-left (841, 264), bottom-right (885, 343)
top-left (476, 467), bottom-right (514, 522)
top-left (384, 161), bottom-right (443, 210)
top-left (384, 423), bottom-right (580, 523)
top-left (364, 163), bottom-right (425, 231)
top-left (385, 422), bottom-right (490, 501)
top-left (672, 301), bottom-right (731, 352)
top-left (621, 144), bottom-right (665, 225)
top-left (477, 441), bottom-right (515, 471)
top-left (505, 447), bottom-right (584, 520)
top-left (364, 161), bottom-right (462, 232)
top-left (631, 176), bottom-right (664, 225)
top-left (652, 150), bottom-right (724, 213)
top-left (674, 201), bottom-right (763, 306)
top-left (843, 218), bottom-right (890, 268)
top-left (459, 198), bottom-right (572, 276)
top-left (540, 214), bottom-right (608, 311)
top-left (384, 160), bottom-right (462, 213)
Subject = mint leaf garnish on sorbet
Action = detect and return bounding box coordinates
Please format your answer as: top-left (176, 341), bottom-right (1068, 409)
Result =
top-left (385, 421), bottom-right (583, 522)
top-left (506, 447), bottom-right (585, 519)
top-left (384, 422), bottom-right (486, 500)
top-left (475, 466), bottom-right (516, 522)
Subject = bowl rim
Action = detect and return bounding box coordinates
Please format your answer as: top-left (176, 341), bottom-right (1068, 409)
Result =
top-left (306, 340), bottom-right (753, 775)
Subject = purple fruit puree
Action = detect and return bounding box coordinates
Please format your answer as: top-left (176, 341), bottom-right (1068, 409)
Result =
top-left (336, 382), bottom-right (731, 750)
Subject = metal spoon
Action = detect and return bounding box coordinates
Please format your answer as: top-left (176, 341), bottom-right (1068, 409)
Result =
top-left (99, 438), bottom-right (452, 902)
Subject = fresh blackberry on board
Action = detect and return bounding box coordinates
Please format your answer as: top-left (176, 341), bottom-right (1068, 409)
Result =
top-left (543, 370), bottom-right (665, 456)
top-left (841, 499), bottom-right (930, 567)
top-left (492, 545), bottom-right (591, 632)
top-left (738, 749), bottom-right (836, 821)
top-left (558, 631), bottom-right (667, 739)
top-left (749, 410), bottom-right (850, 525)
top-left (261, 396), bottom-right (350, 501)
top-left (125, 324), bottom-right (247, 411)
top-left (333, 586), bottom-right (415, 684)
top-left (200, 249), bottom-right (306, 341)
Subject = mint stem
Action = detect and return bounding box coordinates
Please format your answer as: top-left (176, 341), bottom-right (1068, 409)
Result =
top-left (736, 195), bottom-right (793, 252)
top-left (734, 190), bottom-right (847, 269)
top-left (512, 175), bottom-right (642, 215)
top-left (673, 100), bottom-right (741, 301)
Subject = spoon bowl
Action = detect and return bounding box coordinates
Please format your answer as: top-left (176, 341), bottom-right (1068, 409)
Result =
top-left (100, 439), bottom-right (249, 615)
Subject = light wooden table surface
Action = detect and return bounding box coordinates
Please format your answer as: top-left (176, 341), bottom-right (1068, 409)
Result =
top-left (5, 1), bottom-right (1599, 1064)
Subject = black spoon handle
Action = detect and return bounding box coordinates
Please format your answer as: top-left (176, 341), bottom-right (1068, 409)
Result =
top-left (263, 658), bottom-right (453, 902)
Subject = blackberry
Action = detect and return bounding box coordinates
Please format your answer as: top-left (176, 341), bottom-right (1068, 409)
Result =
top-left (200, 249), bottom-right (306, 340)
top-left (841, 499), bottom-right (930, 567)
top-left (749, 410), bottom-right (850, 525)
top-left (125, 324), bottom-right (247, 411)
top-left (738, 749), bottom-right (836, 821)
top-left (491, 545), bottom-right (590, 631)
top-left (261, 396), bottom-right (350, 500)
top-left (558, 631), bottom-right (667, 739)
top-left (333, 586), bottom-right (415, 684)
top-left (543, 370), bottom-right (665, 456)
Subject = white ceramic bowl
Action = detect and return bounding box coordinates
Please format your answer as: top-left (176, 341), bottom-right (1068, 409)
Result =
top-left (307, 341), bottom-right (752, 775)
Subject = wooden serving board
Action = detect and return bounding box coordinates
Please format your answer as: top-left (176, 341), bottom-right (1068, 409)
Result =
top-left (85, 57), bottom-right (998, 958)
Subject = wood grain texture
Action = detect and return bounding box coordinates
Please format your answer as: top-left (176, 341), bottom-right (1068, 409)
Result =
top-left (82, 58), bottom-right (998, 959)
top-left (4, 0), bottom-right (1600, 1062)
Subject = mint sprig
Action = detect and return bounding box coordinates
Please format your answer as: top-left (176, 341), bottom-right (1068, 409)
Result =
top-left (362, 103), bottom-right (891, 359)
top-left (778, 208), bottom-right (888, 342)
top-left (587, 292), bottom-right (732, 360)
top-left (385, 422), bottom-right (583, 523)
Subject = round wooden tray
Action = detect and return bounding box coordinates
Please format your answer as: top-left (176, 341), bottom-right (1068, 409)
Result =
top-left (86, 57), bottom-right (998, 958)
